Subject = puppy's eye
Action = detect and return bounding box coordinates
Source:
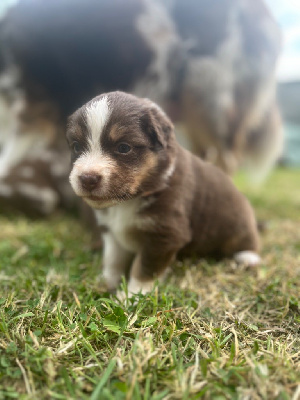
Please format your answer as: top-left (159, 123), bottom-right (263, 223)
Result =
top-left (117, 143), bottom-right (131, 154)
top-left (72, 142), bottom-right (81, 154)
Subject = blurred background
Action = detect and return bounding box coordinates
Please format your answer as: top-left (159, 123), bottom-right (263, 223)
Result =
top-left (0, 0), bottom-right (299, 217)
top-left (265, 0), bottom-right (300, 166)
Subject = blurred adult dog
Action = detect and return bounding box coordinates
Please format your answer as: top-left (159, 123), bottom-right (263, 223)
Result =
top-left (67, 91), bottom-right (260, 294)
top-left (0, 0), bottom-right (282, 216)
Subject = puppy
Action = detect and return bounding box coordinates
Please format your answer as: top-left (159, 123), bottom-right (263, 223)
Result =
top-left (66, 91), bottom-right (260, 295)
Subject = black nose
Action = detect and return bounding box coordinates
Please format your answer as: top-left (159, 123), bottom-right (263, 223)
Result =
top-left (79, 173), bottom-right (101, 191)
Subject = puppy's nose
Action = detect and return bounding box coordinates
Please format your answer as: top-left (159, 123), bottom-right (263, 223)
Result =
top-left (79, 173), bottom-right (101, 191)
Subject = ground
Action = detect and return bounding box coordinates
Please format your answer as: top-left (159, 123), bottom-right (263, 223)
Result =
top-left (0, 168), bottom-right (299, 400)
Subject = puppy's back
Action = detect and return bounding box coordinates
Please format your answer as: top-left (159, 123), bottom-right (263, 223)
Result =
top-left (177, 148), bottom-right (259, 258)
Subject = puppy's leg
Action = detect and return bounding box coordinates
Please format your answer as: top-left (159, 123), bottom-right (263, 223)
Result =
top-left (127, 249), bottom-right (176, 295)
top-left (102, 232), bottom-right (133, 291)
top-left (234, 251), bottom-right (261, 267)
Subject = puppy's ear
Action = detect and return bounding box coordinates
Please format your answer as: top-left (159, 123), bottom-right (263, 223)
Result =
top-left (140, 105), bottom-right (174, 148)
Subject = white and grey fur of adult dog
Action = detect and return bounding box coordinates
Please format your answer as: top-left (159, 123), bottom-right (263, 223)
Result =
top-left (67, 91), bottom-right (261, 295)
top-left (0, 0), bottom-right (283, 217)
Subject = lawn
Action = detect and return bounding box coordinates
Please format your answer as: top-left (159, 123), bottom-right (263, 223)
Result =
top-left (0, 168), bottom-right (299, 399)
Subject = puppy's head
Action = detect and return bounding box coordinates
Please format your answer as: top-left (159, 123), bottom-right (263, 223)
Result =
top-left (66, 91), bottom-right (176, 209)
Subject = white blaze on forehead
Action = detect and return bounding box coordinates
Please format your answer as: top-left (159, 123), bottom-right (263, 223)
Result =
top-left (85, 96), bottom-right (111, 149)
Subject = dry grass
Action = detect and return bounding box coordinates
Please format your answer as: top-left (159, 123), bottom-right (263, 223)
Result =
top-left (0, 168), bottom-right (299, 399)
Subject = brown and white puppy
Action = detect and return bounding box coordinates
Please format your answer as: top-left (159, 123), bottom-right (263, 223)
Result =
top-left (67, 91), bottom-right (260, 295)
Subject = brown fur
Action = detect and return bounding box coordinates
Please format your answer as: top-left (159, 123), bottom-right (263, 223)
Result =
top-left (67, 91), bottom-right (259, 292)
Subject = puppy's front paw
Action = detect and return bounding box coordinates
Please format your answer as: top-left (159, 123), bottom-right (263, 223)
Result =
top-left (234, 251), bottom-right (261, 267)
top-left (103, 269), bottom-right (122, 292)
top-left (116, 289), bottom-right (127, 302)
top-left (116, 277), bottom-right (154, 302)
top-left (127, 277), bottom-right (154, 295)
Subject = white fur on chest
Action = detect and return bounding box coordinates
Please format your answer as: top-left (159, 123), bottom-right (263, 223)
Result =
top-left (95, 198), bottom-right (155, 252)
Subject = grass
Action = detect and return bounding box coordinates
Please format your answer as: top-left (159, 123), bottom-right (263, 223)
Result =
top-left (0, 167), bottom-right (299, 399)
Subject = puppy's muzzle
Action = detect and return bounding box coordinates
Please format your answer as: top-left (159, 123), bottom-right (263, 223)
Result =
top-left (79, 173), bottom-right (101, 191)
